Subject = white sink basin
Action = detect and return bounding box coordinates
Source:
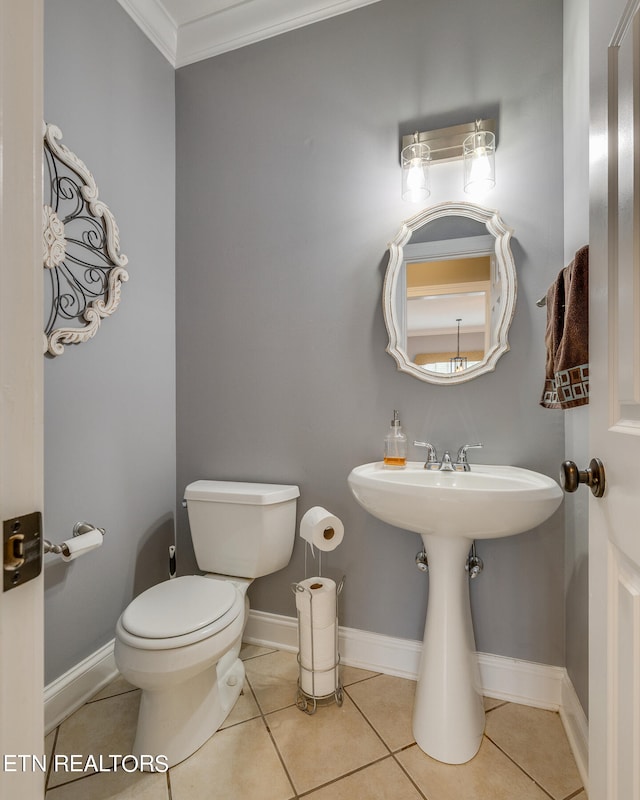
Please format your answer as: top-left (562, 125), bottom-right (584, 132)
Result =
top-left (348, 461), bottom-right (563, 538)
top-left (347, 460), bottom-right (563, 765)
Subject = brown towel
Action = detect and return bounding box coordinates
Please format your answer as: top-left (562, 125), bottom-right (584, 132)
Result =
top-left (540, 245), bottom-right (589, 409)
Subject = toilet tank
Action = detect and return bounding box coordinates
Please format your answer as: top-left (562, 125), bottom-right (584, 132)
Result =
top-left (184, 480), bottom-right (300, 578)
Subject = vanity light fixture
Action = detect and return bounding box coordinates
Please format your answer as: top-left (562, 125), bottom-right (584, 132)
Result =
top-left (400, 119), bottom-right (496, 201)
top-left (450, 318), bottom-right (468, 373)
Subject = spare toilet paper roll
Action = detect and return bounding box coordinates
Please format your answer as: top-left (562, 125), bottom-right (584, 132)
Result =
top-left (61, 529), bottom-right (104, 562)
top-left (295, 577), bottom-right (337, 629)
top-left (300, 507), bottom-right (344, 556)
top-left (300, 663), bottom-right (339, 697)
top-left (299, 620), bottom-right (337, 671)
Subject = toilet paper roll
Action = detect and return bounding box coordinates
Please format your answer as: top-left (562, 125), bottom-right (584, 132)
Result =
top-left (300, 507), bottom-right (344, 556)
top-left (61, 529), bottom-right (104, 562)
top-left (300, 664), bottom-right (339, 697)
top-left (299, 620), bottom-right (337, 671)
top-left (295, 577), bottom-right (336, 628)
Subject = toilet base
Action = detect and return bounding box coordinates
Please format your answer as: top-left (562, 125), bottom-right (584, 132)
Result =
top-left (133, 655), bottom-right (245, 768)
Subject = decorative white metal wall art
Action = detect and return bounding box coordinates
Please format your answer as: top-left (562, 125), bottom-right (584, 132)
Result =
top-left (43, 123), bottom-right (129, 356)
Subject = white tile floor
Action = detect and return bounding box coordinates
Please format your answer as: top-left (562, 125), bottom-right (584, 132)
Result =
top-left (44, 646), bottom-right (586, 799)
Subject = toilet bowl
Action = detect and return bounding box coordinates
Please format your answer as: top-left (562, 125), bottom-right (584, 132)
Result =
top-left (115, 575), bottom-right (249, 766)
top-left (114, 480), bottom-right (299, 767)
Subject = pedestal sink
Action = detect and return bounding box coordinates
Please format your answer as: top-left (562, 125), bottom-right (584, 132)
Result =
top-left (347, 461), bottom-right (563, 764)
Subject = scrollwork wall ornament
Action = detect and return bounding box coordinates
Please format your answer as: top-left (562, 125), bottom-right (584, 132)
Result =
top-left (43, 122), bottom-right (129, 356)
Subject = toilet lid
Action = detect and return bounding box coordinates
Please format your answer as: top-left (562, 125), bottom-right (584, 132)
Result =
top-left (121, 575), bottom-right (237, 639)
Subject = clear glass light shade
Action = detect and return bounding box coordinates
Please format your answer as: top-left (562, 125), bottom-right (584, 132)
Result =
top-left (463, 130), bottom-right (495, 194)
top-left (401, 142), bottom-right (431, 203)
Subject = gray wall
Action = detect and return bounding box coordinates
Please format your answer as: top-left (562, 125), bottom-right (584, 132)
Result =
top-left (563, 0), bottom-right (589, 713)
top-left (176, 0), bottom-right (567, 666)
top-left (44, 0), bottom-right (176, 683)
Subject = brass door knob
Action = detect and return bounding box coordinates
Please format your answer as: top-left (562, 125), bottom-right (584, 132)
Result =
top-left (560, 458), bottom-right (606, 498)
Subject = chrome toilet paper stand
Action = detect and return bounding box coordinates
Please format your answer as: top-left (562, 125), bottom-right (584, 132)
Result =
top-left (291, 576), bottom-right (344, 715)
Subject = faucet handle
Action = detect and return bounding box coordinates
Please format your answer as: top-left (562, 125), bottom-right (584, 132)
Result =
top-left (455, 443), bottom-right (483, 471)
top-left (414, 441), bottom-right (440, 469)
top-left (414, 441), bottom-right (438, 458)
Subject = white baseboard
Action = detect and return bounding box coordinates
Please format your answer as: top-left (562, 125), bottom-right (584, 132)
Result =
top-left (44, 639), bottom-right (117, 734)
top-left (244, 609), bottom-right (424, 678)
top-left (245, 610), bottom-right (564, 706)
top-left (244, 609), bottom-right (589, 778)
top-left (477, 651), bottom-right (565, 709)
top-left (244, 609), bottom-right (299, 652)
top-left (559, 672), bottom-right (589, 790)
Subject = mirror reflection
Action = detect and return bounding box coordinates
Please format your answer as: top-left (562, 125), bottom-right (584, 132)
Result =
top-left (384, 202), bottom-right (516, 385)
top-left (405, 241), bottom-right (494, 373)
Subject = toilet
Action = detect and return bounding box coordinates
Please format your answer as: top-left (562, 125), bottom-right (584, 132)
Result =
top-left (114, 479), bottom-right (299, 767)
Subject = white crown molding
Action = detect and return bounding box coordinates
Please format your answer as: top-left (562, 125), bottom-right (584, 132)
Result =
top-left (118, 0), bottom-right (381, 68)
top-left (117, 0), bottom-right (178, 66)
top-left (175, 0), bottom-right (381, 67)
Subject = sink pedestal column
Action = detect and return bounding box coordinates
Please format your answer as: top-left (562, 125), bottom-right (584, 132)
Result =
top-left (413, 533), bottom-right (485, 764)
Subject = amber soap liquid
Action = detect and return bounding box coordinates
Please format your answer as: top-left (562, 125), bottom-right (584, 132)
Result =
top-left (383, 456), bottom-right (406, 468)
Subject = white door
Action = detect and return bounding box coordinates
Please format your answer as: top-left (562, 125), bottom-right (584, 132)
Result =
top-left (589, 0), bottom-right (640, 797)
top-left (0, 1), bottom-right (45, 798)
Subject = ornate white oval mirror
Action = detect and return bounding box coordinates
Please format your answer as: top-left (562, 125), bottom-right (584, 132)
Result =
top-left (383, 201), bottom-right (516, 385)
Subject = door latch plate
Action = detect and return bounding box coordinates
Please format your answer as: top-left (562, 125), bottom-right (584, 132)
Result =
top-left (3, 512), bottom-right (42, 591)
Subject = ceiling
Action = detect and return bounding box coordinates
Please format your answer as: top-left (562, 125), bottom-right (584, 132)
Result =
top-left (407, 293), bottom-right (486, 338)
top-left (117, 0), bottom-right (381, 68)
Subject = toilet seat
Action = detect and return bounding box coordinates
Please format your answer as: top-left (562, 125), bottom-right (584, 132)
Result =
top-left (118, 575), bottom-right (243, 650)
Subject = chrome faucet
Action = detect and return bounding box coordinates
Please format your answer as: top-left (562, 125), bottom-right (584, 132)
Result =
top-left (415, 441), bottom-right (483, 471)
top-left (413, 441), bottom-right (440, 470)
top-left (454, 443), bottom-right (483, 471)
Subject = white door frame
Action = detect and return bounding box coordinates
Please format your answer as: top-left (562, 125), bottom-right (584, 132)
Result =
top-left (0, 1), bottom-right (45, 797)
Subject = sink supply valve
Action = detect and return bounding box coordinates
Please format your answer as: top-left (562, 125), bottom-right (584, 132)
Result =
top-left (465, 542), bottom-right (483, 579)
top-left (415, 549), bottom-right (429, 572)
top-left (44, 521), bottom-right (105, 562)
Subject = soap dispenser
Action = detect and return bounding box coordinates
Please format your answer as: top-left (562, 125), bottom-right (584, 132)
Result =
top-left (384, 410), bottom-right (407, 468)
